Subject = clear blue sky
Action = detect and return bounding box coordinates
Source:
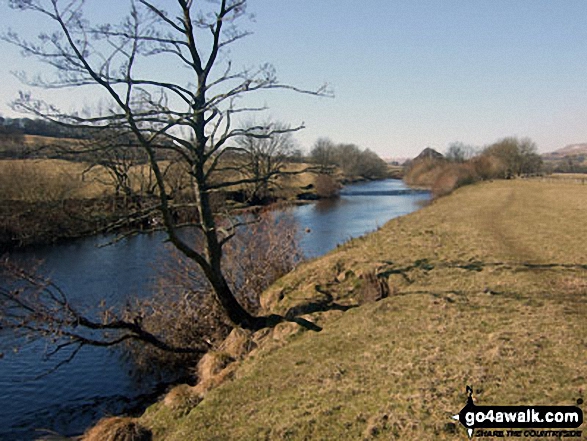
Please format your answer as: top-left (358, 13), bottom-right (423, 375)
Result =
top-left (1, 0), bottom-right (587, 158)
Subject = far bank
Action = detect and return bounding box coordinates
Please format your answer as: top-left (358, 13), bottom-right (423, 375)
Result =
top-left (0, 155), bottom-right (401, 250)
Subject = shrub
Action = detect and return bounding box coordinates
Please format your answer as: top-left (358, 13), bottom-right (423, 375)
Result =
top-left (471, 154), bottom-right (505, 180)
top-left (122, 210), bottom-right (303, 378)
top-left (314, 173), bottom-right (340, 198)
top-left (403, 157), bottom-right (446, 188)
top-left (430, 163), bottom-right (478, 198)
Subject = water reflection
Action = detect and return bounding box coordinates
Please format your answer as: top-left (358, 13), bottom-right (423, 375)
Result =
top-left (314, 197), bottom-right (343, 212)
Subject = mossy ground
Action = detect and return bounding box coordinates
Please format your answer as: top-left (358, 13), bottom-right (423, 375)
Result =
top-left (141, 179), bottom-right (587, 440)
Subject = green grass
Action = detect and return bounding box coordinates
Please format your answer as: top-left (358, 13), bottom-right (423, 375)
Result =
top-left (140, 179), bottom-right (587, 440)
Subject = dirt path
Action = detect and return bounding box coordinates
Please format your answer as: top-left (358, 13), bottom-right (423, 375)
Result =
top-left (477, 183), bottom-right (545, 263)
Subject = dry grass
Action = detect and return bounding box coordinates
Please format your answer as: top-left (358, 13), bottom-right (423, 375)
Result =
top-left (82, 417), bottom-right (151, 441)
top-left (0, 159), bottom-right (112, 200)
top-left (0, 158), bottom-right (321, 203)
top-left (140, 180), bottom-right (587, 440)
top-left (539, 173), bottom-right (587, 184)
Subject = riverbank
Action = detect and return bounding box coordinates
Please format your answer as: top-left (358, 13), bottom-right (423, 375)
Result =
top-left (1, 179), bottom-right (425, 440)
top-left (125, 179), bottom-right (587, 441)
top-left (0, 156), bottom-right (397, 250)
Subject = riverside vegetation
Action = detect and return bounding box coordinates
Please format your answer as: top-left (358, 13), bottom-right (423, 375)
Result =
top-left (0, 133), bottom-right (391, 249)
top-left (403, 137), bottom-right (544, 198)
top-left (77, 178), bottom-right (586, 441)
top-left (2, 1), bottom-right (584, 438)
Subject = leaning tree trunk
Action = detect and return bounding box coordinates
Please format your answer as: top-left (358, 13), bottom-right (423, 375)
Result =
top-left (192, 133), bottom-right (259, 329)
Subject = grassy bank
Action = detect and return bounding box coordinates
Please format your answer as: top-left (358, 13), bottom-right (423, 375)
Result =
top-left (134, 179), bottom-right (586, 441)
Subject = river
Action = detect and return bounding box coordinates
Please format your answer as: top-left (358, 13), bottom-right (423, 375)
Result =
top-left (0, 179), bottom-right (428, 440)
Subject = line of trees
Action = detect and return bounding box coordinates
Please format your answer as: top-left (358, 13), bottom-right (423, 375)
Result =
top-left (0, 115), bottom-right (87, 139)
top-left (547, 155), bottom-right (587, 174)
top-left (442, 137), bottom-right (543, 177)
top-left (404, 137), bottom-right (544, 197)
top-left (482, 137), bottom-right (543, 178)
top-left (310, 138), bottom-right (390, 180)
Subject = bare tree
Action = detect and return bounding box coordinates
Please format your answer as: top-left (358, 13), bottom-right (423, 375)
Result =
top-left (310, 137), bottom-right (336, 173)
top-left (483, 137), bottom-right (542, 178)
top-left (0, 258), bottom-right (210, 374)
top-left (233, 120), bottom-right (296, 203)
top-left (3, 0), bottom-right (329, 332)
top-left (0, 209), bottom-right (303, 374)
top-left (445, 142), bottom-right (475, 163)
top-left (82, 135), bottom-right (145, 201)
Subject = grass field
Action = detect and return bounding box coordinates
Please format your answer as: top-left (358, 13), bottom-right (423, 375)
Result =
top-left (0, 159), bottom-right (111, 201)
top-left (0, 135), bottom-right (395, 204)
top-left (137, 179), bottom-right (587, 440)
top-left (0, 158), bottom-right (323, 203)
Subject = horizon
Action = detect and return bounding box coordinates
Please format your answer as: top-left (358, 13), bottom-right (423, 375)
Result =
top-left (2, 0), bottom-right (587, 157)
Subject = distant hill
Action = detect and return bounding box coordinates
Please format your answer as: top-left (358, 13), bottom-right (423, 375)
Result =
top-left (543, 143), bottom-right (587, 159)
top-left (413, 147), bottom-right (443, 161)
top-left (542, 143), bottom-right (587, 173)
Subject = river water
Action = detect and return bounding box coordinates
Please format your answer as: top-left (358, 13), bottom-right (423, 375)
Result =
top-left (0, 179), bottom-right (428, 440)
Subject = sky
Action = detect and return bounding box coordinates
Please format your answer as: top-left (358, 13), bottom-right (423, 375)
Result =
top-left (1, 0), bottom-right (587, 158)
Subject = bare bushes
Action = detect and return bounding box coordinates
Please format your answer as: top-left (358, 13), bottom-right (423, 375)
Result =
top-left (123, 210), bottom-right (304, 377)
top-left (314, 173), bottom-right (341, 198)
top-left (471, 154), bottom-right (505, 180)
top-left (403, 158), bottom-right (445, 188)
top-left (121, 283), bottom-right (229, 378)
top-left (224, 210), bottom-right (304, 311)
top-left (404, 137), bottom-right (544, 198)
top-left (430, 162), bottom-right (478, 198)
top-left (404, 158), bottom-right (488, 198)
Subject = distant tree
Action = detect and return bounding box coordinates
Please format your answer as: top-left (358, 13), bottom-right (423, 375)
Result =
top-left (82, 132), bottom-right (145, 200)
top-left (517, 137), bottom-right (543, 175)
top-left (333, 144), bottom-right (389, 179)
top-left (355, 148), bottom-right (389, 179)
top-left (234, 121), bottom-right (297, 203)
top-left (310, 140), bottom-right (388, 179)
top-left (80, 129), bottom-right (189, 208)
top-left (445, 142), bottom-right (475, 163)
top-left (310, 137), bottom-right (336, 172)
top-left (484, 137), bottom-right (542, 177)
top-left (333, 143), bottom-right (363, 177)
